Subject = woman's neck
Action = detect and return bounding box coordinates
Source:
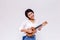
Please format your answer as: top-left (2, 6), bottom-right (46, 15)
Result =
top-left (29, 19), bottom-right (35, 23)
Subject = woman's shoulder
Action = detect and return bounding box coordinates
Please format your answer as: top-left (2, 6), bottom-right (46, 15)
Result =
top-left (22, 19), bottom-right (29, 23)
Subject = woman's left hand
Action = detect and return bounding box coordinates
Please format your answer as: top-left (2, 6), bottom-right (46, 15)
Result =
top-left (38, 26), bottom-right (42, 31)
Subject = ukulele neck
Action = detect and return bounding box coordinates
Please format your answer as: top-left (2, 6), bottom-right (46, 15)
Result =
top-left (35, 24), bottom-right (42, 29)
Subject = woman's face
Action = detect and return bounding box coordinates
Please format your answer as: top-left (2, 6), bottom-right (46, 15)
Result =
top-left (27, 12), bottom-right (34, 20)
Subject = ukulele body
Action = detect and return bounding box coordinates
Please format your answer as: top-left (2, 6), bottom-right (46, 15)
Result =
top-left (26, 27), bottom-right (36, 37)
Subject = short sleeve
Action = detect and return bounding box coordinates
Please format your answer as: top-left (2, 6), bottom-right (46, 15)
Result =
top-left (19, 21), bottom-right (26, 32)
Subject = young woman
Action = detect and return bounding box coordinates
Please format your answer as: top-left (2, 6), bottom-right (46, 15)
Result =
top-left (19, 9), bottom-right (43, 40)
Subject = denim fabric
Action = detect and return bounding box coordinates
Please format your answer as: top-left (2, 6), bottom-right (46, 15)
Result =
top-left (23, 35), bottom-right (36, 40)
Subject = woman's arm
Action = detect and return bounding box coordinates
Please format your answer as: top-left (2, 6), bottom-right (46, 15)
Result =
top-left (21, 28), bottom-right (28, 32)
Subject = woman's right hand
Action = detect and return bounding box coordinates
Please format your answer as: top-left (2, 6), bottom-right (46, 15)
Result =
top-left (21, 28), bottom-right (31, 32)
top-left (21, 29), bottom-right (27, 32)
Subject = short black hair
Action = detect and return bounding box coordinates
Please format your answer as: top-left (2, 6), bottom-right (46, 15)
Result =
top-left (25, 9), bottom-right (34, 19)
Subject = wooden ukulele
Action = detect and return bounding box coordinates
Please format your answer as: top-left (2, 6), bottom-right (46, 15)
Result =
top-left (25, 21), bottom-right (48, 37)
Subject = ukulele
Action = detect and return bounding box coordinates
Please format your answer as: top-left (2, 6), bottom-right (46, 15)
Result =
top-left (25, 21), bottom-right (48, 37)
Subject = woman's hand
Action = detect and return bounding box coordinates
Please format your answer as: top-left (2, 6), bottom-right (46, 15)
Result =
top-left (38, 26), bottom-right (42, 31)
top-left (21, 28), bottom-right (33, 33)
top-left (21, 28), bottom-right (27, 32)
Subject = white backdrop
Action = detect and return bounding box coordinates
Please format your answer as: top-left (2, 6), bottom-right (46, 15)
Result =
top-left (0, 0), bottom-right (60, 40)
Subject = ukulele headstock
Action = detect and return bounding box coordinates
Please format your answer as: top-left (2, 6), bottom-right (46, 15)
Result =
top-left (42, 21), bottom-right (48, 26)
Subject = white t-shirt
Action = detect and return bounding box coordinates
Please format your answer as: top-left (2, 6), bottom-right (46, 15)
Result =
top-left (19, 19), bottom-right (41, 40)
